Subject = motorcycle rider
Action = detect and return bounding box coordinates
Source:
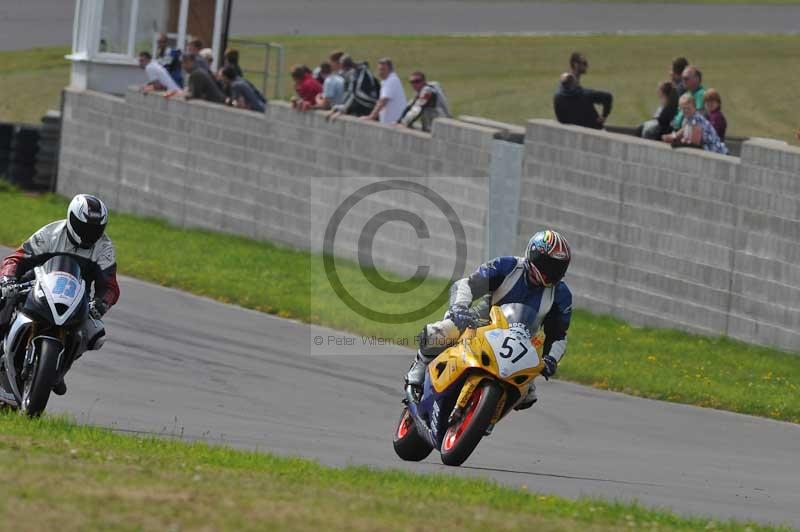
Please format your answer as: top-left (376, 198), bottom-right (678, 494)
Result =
top-left (406, 230), bottom-right (572, 410)
top-left (0, 194), bottom-right (120, 395)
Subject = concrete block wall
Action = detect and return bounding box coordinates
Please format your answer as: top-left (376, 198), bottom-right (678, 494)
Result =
top-left (57, 88), bottom-right (499, 281)
top-left (58, 89), bottom-right (800, 351)
top-left (521, 119), bottom-right (800, 351)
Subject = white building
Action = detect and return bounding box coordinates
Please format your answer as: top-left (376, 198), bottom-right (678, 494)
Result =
top-left (68, 0), bottom-right (232, 94)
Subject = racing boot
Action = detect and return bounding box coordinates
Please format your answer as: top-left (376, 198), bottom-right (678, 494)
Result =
top-left (52, 377), bottom-right (67, 396)
top-left (404, 350), bottom-right (435, 399)
top-left (514, 382), bottom-right (538, 411)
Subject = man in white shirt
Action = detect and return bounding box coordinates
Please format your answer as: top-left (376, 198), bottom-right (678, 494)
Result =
top-left (138, 51), bottom-right (180, 92)
top-left (363, 58), bottom-right (406, 124)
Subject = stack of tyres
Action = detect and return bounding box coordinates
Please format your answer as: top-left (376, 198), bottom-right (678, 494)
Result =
top-left (0, 123), bottom-right (12, 181)
top-left (9, 125), bottom-right (40, 189)
top-left (34, 111), bottom-right (61, 191)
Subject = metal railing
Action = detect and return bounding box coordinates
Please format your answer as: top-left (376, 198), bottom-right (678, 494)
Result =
top-left (227, 39), bottom-right (285, 100)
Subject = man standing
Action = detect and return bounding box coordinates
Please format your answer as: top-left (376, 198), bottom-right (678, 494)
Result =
top-left (221, 66), bottom-right (265, 112)
top-left (180, 53), bottom-right (226, 104)
top-left (331, 56), bottom-right (380, 118)
top-left (156, 33), bottom-right (182, 87)
top-left (553, 72), bottom-right (613, 130)
top-left (363, 58), bottom-right (406, 124)
top-left (398, 71), bottom-right (451, 132)
top-left (671, 65), bottom-right (705, 131)
top-left (138, 51), bottom-right (180, 92)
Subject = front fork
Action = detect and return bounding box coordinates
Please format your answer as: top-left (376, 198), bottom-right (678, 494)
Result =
top-left (448, 374), bottom-right (507, 434)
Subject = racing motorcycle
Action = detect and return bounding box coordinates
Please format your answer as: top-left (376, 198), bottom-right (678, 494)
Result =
top-left (393, 303), bottom-right (545, 466)
top-left (0, 255), bottom-right (104, 416)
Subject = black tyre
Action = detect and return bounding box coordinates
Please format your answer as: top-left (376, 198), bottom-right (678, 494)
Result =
top-left (393, 407), bottom-right (433, 461)
top-left (440, 380), bottom-right (503, 467)
top-left (21, 338), bottom-right (62, 417)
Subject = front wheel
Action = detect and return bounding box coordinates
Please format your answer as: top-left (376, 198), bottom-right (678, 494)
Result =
top-left (393, 407), bottom-right (433, 461)
top-left (440, 380), bottom-right (503, 467)
top-left (21, 338), bottom-right (62, 417)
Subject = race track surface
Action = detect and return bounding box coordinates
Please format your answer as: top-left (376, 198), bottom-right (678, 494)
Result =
top-left (3, 0), bottom-right (800, 50)
top-left (21, 268), bottom-right (797, 528)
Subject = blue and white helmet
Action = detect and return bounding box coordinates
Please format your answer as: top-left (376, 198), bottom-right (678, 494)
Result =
top-left (66, 194), bottom-right (108, 249)
top-left (524, 230), bottom-right (571, 286)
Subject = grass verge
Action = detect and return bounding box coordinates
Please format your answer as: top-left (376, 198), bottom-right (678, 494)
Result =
top-left (1, 34), bottom-right (800, 143)
top-left (0, 188), bottom-right (798, 424)
top-left (0, 412), bottom-right (790, 531)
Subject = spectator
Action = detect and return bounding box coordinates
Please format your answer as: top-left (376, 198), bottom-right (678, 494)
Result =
top-left (223, 49), bottom-right (244, 78)
top-left (186, 39), bottom-right (211, 73)
top-left (331, 55), bottom-right (380, 117)
top-left (662, 94), bottom-right (727, 155)
top-left (138, 51), bottom-right (179, 92)
top-left (290, 64), bottom-right (323, 111)
top-left (637, 81), bottom-right (678, 140)
top-left (221, 66), bottom-right (265, 112)
top-left (569, 52), bottom-right (588, 85)
top-left (398, 71), bottom-right (451, 132)
top-left (363, 58), bottom-right (406, 124)
top-left (313, 61), bottom-right (346, 109)
top-left (199, 48), bottom-right (215, 71)
top-left (670, 56), bottom-right (689, 93)
top-left (553, 72), bottom-right (613, 130)
top-left (179, 53), bottom-right (226, 103)
top-left (671, 65), bottom-right (705, 130)
top-left (155, 32), bottom-right (182, 87)
top-left (703, 88), bottom-right (727, 141)
top-left (329, 50), bottom-right (345, 73)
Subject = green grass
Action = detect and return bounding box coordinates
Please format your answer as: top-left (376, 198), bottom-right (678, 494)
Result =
top-left (1, 188), bottom-right (799, 425)
top-left (0, 412), bottom-right (790, 531)
top-left (2, 34), bottom-right (800, 144)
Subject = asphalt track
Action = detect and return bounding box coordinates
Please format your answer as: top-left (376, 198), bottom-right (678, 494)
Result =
top-left (2, 0), bottom-right (800, 50)
top-left (2, 250), bottom-right (791, 527)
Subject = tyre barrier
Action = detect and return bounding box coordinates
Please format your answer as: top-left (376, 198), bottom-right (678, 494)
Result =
top-left (0, 111), bottom-right (61, 191)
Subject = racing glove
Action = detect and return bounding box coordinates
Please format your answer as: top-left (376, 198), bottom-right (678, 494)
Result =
top-left (0, 276), bottom-right (18, 300)
top-left (445, 304), bottom-right (480, 331)
top-left (89, 299), bottom-right (109, 320)
top-left (541, 354), bottom-right (558, 380)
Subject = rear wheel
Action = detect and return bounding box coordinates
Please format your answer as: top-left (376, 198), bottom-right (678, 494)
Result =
top-left (393, 407), bottom-right (433, 461)
top-left (440, 380), bottom-right (503, 467)
top-left (21, 338), bottom-right (61, 417)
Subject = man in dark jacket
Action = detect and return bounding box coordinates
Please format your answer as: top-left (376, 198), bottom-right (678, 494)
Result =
top-left (553, 73), bottom-right (613, 130)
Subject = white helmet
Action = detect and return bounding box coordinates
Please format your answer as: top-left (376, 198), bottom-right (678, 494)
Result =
top-left (66, 194), bottom-right (108, 249)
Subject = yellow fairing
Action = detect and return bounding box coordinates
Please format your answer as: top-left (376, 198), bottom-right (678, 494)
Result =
top-left (427, 306), bottom-right (546, 406)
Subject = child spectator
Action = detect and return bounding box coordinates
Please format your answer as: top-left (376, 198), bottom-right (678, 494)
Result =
top-left (662, 94), bottom-right (727, 155)
top-left (221, 66), bottom-right (266, 112)
top-left (670, 57), bottom-right (689, 93)
top-left (569, 52), bottom-right (588, 85)
top-left (331, 56), bottom-right (380, 118)
top-left (703, 88), bottom-right (727, 141)
top-left (553, 72), bottom-right (613, 130)
top-left (290, 64), bottom-right (323, 111)
top-left (671, 65), bottom-right (705, 131)
top-left (312, 62), bottom-right (346, 110)
top-left (138, 51), bottom-right (180, 92)
top-left (398, 71), bottom-right (451, 132)
top-left (363, 58), bottom-right (406, 124)
top-left (637, 81), bottom-right (678, 140)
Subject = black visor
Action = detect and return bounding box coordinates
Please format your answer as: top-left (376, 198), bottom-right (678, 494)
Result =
top-left (531, 252), bottom-right (569, 284)
top-left (69, 212), bottom-right (106, 247)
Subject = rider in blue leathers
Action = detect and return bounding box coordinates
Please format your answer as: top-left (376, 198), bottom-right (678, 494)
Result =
top-left (406, 230), bottom-right (572, 410)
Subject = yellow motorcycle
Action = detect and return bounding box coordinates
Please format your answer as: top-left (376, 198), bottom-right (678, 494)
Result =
top-left (393, 303), bottom-right (545, 466)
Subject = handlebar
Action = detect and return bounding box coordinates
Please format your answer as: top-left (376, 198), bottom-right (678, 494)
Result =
top-left (0, 280), bottom-right (35, 300)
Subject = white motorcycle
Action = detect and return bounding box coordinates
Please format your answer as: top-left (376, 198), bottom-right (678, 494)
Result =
top-left (0, 254), bottom-right (104, 416)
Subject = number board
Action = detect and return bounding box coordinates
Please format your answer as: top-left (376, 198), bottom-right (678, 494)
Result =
top-left (484, 326), bottom-right (540, 377)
